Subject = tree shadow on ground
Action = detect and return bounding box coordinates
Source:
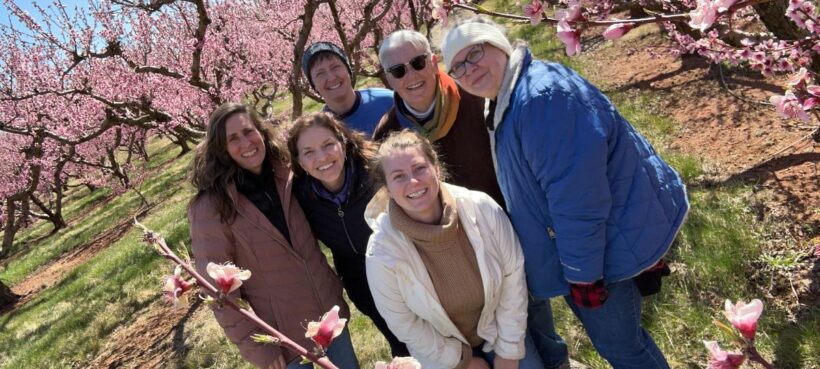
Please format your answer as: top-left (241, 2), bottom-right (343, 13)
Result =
top-left (690, 151), bottom-right (820, 232)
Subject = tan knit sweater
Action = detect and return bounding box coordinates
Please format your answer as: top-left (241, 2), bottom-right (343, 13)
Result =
top-left (389, 185), bottom-right (485, 368)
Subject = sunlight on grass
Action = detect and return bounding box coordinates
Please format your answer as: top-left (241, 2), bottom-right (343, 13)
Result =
top-left (0, 180), bottom-right (195, 369)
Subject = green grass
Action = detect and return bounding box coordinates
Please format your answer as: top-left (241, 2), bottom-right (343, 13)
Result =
top-left (2, 3), bottom-right (818, 369)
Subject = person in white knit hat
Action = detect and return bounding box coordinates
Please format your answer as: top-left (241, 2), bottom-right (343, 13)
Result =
top-left (440, 17), bottom-right (689, 369)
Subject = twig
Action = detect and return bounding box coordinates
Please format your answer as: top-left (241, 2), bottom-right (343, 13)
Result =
top-left (450, 0), bottom-right (768, 27)
top-left (134, 220), bottom-right (339, 369)
top-left (766, 132), bottom-right (813, 158)
top-left (746, 345), bottom-right (778, 369)
top-left (716, 64), bottom-right (771, 106)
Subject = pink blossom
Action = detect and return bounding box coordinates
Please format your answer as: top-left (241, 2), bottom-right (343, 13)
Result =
top-left (715, 0), bottom-right (738, 12)
top-left (206, 262), bottom-right (252, 294)
top-left (523, 0), bottom-right (545, 26)
top-left (305, 305), bottom-right (347, 349)
top-left (603, 23), bottom-right (634, 40)
top-left (804, 86), bottom-right (820, 110)
top-left (556, 21), bottom-right (582, 56)
top-left (374, 357), bottom-right (422, 369)
top-left (162, 265), bottom-right (194, 307)
top-left (770, 92), bottom-right (811, 122)
top-left (704, 341), bottom-right (745, 369)
top-left (432, 0), bottom-right (449, 27)
top-left (724, 299), bottom-right (764, 340)
top-left (689, 0), bottom-right (718, 31)
top-left (787, 67), bottom-right (809, 87)
top-left (556, 0), bottom-right (583, 22)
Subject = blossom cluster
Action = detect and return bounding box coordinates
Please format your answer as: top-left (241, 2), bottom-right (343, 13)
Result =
top-left (703, 299), bottom-right (767, 369)
top-left (434, 0), bottom-right (818, 125)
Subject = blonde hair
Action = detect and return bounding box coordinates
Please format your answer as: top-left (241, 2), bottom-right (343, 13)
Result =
top-left (370, 130), bottom-right (447, 188)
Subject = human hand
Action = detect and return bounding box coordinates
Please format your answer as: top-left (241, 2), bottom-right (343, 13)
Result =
top-left (493, 356), bottom-right (519, 369)
top-left (569, 279), bottom-right (608, 309)
top-left (467, 356), bottom-right (491, 369)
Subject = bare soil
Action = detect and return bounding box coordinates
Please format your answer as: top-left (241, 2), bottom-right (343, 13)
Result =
top-left (83, 298), bottom-right (203, 369)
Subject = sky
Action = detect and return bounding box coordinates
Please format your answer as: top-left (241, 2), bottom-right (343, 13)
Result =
top-left (0, 0), bottom-right (90, 28)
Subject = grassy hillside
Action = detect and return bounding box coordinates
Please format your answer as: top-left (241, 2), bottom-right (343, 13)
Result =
top-left (1, 2), bottom-right (817, 369)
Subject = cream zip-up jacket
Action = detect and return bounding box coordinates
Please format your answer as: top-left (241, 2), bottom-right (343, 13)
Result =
top-left (365, 184), bottom-right (528, 369)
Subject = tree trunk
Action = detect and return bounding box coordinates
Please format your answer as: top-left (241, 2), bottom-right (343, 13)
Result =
top-left (1, 198), bottom-right (18, 259)
top-left (754, 0), bottom-right (804, 41)
top-left (0, 279), bottom-right (18, 309)
top-left (754, 0), bottom-right (820, 71)
top-left (290, 83), bottom-right (304, 119)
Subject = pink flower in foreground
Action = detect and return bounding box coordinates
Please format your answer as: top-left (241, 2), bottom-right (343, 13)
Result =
top-left (724, 299), bottom-right (764, 340)
top-left (689, 0), bottom-right (718, 31)
top-left (787, 67), bottom-right (810, 87)
top-left (603, 23), bottom-right (634, 40)
top-left (206, 262), bottom-right (252, 294)
top-left (306, 305), bottom-right (347, 349)
top-left (770, 91), bottom-right (811, 122)
top-left (523, 0), bottom-right (545, 25)
top-left (704, 341), bottom-right (745, 369)
top-left (375, 357), bottom-right (422, 369)
top-left (162, 265), bottom-right (194, 307)
top-left (556, 0), bottom-right (582, 22)
top-left (803, 86), bottom-right (820, 110)
top-left (557, 21), bottom-right (582, 56)
top-left (715, 0), bottom-right (738, 12)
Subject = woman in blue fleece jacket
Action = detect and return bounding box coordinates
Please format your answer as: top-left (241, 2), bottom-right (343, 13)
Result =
top-left (440, 18), bottom-right (689, 369)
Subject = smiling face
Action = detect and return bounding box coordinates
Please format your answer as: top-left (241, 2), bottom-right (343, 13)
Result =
top-left (383, 147), bottom-right (443, 224)
top-left (383, 45), bottom-right (438, 112)
top-left (309, 53), bottom-right (355, 110)
top-left (450, 43), bottom-right (508, 99)
top-left (225, 113), bottom-right (266, 174)
top-left (296, 125), bottom-right (346, 192)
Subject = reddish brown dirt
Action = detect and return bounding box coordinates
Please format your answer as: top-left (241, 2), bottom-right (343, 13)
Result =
top-left (84, 298), bottom-right (202, 369)
top-left (3, 206), bottom-right (153, 314)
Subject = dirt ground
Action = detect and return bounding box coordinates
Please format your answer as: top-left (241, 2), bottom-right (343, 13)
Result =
top-left (3, 23), bottom-right (818, 369)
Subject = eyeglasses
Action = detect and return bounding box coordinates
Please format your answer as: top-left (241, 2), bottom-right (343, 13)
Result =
top-left (448, 44), bottom-right (484, 79)
top-left (386, 54), bottom-right (428, 79)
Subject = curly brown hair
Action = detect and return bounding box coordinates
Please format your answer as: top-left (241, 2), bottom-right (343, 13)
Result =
top-left (286, 112), bottom-right (376, 177)
top-left (189, 103), bottom-right (288, 223)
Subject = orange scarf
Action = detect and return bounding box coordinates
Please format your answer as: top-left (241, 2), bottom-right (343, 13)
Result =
top-left (402, 69), bottom-right (461, 142)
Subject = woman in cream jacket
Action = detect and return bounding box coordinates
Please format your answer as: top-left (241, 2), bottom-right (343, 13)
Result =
top-left (365, 130), bottom-right (543, 369)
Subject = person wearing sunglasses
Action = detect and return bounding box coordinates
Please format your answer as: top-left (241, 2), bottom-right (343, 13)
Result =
top-left (440, 17), bottom-right (689, 369)
top-left (372, 30), bottom-right (505, 207)
top-left (302, 41), bottom-right (394, 136)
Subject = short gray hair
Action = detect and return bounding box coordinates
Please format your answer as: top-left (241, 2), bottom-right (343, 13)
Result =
top-left (378, 30), bottom-right (432, 68)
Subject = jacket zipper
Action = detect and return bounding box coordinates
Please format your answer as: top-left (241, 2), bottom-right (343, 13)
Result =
top-left (547, 227), bottom-right (556, 239)
top-left (337, 206), bottom-right (359, 255)
top-left (233, 186), bottom-right (327, 311)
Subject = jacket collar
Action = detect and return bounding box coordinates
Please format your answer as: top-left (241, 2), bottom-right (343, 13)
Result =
top-left (493, 44), bottom-right (530, 131)
top-left (227, 160), bottom-right (294, 245)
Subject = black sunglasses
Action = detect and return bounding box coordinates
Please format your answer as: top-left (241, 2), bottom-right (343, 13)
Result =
top-left (386, 54), bottom-right (428, 79)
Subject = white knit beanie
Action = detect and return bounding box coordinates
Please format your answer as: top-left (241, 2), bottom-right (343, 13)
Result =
top-left (441, 21), bottom-right (512, 72)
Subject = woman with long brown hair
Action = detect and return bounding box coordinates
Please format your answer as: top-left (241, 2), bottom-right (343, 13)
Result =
top-left (188, 103), bottom-right (359, 369)
top-left (287, 112), bottom-right (409, 357)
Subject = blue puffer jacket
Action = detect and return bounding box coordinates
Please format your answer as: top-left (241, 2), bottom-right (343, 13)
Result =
top-left (494, 48), bottom-right (689, 298)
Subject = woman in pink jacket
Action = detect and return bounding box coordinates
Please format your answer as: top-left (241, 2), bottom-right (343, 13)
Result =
top-left (188, 103), bottom-right (359, 369)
